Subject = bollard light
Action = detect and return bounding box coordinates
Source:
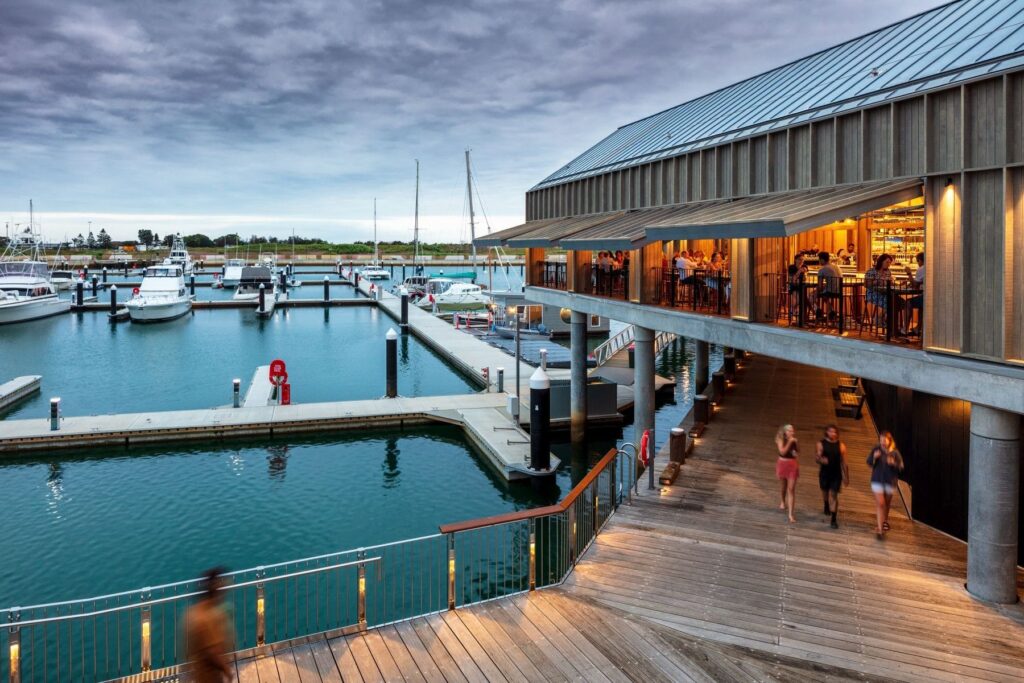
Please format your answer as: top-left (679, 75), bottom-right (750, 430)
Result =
top-left (528, 520), bottom-right (536, 591)
top-left (233, 378), bottom-right (241, 408)
top-left (385, 328), bottom-right (398, 398)
top-left (109, 285), bottom-right (118, 316)
top-left (447, 535), bottom-right (456, 610)
top-left (256, 584), bottom-right (266, 645)
top-left (496, 367), bottom-right (504, 393)
top-left (539, 348), bottom-right (548, 371)
top-left (50, 397), bottom-right (60, 431)
top-left (140, 606), bottom-right (152, 672)
top-left (8, 627), bottom-right (19, 683)
top-left (357, 562), bottom-right (367, 628)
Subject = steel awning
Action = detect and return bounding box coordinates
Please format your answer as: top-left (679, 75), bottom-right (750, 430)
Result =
top-left (643, 178), bottom-right (923, 241)
top-left (477, 178), bottom-right (922, 250)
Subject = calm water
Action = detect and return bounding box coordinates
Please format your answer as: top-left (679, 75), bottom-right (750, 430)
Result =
top-left (0, 306), bottom-right (475, 419)
top-left (0, 425), bottom-right (593, 608)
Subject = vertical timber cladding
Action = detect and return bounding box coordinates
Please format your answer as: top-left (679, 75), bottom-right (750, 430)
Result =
top-left (863, 105), bottom-right (893, 180)
top-left (836, 113), bottom-right (862, 184)
top-left (1007, 168), bottom-right (1024, 362)
top-left (732, 139), bottom-right (751, 196)
top-left (924, 176), bottom-right (963, 352)
top-left (812, 120), bottom-right (835, 187)
top-left (894, 97), bottom-right (926, 177)
top-left (788, 126), bottom-right (811, 190)
top-left (639, 242), bottom-right (663, 304)
top-left (963, 170), bottom-right (1005, 359)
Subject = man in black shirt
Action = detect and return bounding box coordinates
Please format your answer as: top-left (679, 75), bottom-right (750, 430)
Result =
top-left (815, 424), bottom-right (849, 528)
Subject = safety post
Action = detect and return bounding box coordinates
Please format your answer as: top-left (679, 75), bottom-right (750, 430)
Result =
top-left (233, 379), bottom-right (241, 408)
top-left (50, 398), bottom-right (60, 431)
top-left (109, 285), bottom-right (118, 315)
top-left (256, 584), bottom-right (266, 646)
top-left (447, 534), bottom-right (456, 610)
top-left (528, 518), bottom-right (537, 591)
top-left (385, 328), bottom-right (398, 398)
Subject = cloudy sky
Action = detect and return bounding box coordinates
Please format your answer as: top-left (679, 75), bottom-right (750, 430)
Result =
top-left (1, 0), bottom-right (942, 244)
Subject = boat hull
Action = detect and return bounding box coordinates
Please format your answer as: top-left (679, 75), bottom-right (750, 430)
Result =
top-left (0, 297), bottom-right (71, 325)
top-left (127, 298), bottom-right (192, 323)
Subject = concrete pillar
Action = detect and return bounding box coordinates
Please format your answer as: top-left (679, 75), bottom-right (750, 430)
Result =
top-left (570, 310), bottom-right (588, 445)
top-left (967, 404), bottom-right (1021, 604)
top-left (633, 326), bottom-right (656, 478)
top-left (695, 339), bottom-right (709, 394)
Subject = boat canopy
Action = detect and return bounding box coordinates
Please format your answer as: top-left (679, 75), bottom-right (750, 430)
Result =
top-left (0, 262), bottom-right (49, 278)
top-left (238, 266), bottom-right (273, 284)
top-left (144, 266), bottom-right (183, 278)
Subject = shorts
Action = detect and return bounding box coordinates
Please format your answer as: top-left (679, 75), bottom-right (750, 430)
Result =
top-left (776, 457), bottom-right (799, 481)
top-left (819, 472), bottom-right (842, 492)
top-left (871, 482), bottom-right (895, 495)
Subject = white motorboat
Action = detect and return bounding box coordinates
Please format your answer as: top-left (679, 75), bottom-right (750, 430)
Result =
top-left (0, 203), bottom-right (72, 325)
top-left (0, 260), bottom-right (70, 324)
top-left (221, 258), bottom-right (247, 287)
top-left (416, 279), bottom-right (490, 311)
top-left (126, 265), bottom-right (192, 323)
top-left (49, 268), bottom-right (76, 291)
top-left (392, 275), bottom-right (429, 298)
top-left (162, 234), bottom-right (193, 275)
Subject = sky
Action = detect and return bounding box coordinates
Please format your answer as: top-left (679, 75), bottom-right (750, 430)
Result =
top-left (0, 0), bottom-right (943, 245)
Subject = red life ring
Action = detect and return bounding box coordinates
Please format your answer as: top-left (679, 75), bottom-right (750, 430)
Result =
top-left (132, 287), bottom-right (140, 296)
top-left (638, 429), bottom-right (651, 466)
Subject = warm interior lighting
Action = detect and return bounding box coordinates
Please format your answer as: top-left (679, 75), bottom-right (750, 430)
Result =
top-left (358, 576), bottom-right (366, 594)
top-left (256, 597), bottom-right (265, 615)
top-left (9, 642), bottom-right (19, 675)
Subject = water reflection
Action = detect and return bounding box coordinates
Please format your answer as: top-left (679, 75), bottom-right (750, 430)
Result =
top-left (267, 445), bottom-right (289, 480)
top-left (46, 462), bottom-right (65, 519)
top-left (382, 436), bottom-right (400, 488)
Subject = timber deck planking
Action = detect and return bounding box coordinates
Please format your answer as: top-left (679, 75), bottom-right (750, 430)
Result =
top-left (117, 356), bottom-right (1024, 683)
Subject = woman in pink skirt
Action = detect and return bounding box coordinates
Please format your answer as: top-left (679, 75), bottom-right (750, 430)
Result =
top-left (775, 424), bottom-right (799, 523)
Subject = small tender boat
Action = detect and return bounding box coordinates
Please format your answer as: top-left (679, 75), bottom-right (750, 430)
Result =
top-left (49, 269), bottom-right (76, 291)
top-left (162, 234), bottom-right (193, 275)
top-left (493, 322), bottom-right (550, 339)
top-left (126, 265), bottom-right (192, 323)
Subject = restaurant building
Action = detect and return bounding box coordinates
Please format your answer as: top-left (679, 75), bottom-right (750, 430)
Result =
top-left (481, 0), bottom-right (1024, 603)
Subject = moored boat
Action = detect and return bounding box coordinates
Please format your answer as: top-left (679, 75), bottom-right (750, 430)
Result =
top-left (126, 265), bottom-right (192, 323)
top-left (0, 230), bottom-right (70, 325)
top-left (162, 234), bottom-right (193, 275)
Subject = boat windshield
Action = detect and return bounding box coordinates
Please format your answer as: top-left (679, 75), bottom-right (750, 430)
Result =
top-left (0, 262), bottom-right (49, 279)
top-left (144, 267), bottom-right (181, 277)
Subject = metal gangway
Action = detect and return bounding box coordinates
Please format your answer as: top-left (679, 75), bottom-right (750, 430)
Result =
top-left (592, 324), bottom-right (678, 368)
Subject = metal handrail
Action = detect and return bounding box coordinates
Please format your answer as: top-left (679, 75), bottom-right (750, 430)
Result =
top-left (2, 451), bottom-right (635, 682)
top-left (592, 325), bottom-right (634, 366)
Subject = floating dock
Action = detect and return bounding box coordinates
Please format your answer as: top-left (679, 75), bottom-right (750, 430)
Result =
top-left (0, 393), bottom-right (558, 479)
top-left (0, 376), bottom-right (42, 412)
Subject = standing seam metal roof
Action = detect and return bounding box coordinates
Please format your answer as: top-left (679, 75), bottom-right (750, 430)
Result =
top-left (533, 0), bottom-right (1024, 190)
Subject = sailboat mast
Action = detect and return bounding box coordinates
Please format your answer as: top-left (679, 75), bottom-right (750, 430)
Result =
top-left (465, 150), bottom-right (476, 264)
top-left (373, 197), bottom-right (378, 263)
top-left (414, 159), bottom-right (420, 265)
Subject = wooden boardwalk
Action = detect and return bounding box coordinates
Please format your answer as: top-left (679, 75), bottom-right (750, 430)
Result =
top-left (186, 356), bottom-right (1024, 683)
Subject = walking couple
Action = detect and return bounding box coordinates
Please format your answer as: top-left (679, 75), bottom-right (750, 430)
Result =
top-left (774, 424), bottom-right (848, 526)
top-left (774, 425), bottom-right (904, 537)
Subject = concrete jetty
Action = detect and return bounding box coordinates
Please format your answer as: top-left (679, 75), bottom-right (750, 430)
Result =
top-left (71, 298), bottom-right (373, 312)
top-left (0, 393), bottom-right (556, 479)
top-left (242, 366), bottom-right (275, 407)
top-left (0, 376), bottom-right (42, 412)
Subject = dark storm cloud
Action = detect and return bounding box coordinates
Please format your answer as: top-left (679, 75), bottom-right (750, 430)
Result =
top-left (0, 0), bottom-right (943, 239)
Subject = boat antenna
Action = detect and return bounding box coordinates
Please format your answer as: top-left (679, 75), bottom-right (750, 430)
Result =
top-left (465, 149), bottom-right (476, 265)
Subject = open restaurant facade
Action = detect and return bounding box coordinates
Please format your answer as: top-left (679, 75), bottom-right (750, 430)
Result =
top-left (482, 0), bottom-right (1024, 603)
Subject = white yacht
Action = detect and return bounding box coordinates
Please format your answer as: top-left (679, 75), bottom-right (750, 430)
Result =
top-left (416, 279), bottom-right (490, 311)
top-left (0, 255), bottom-right (71, 324)
top-left (221, 258), bottom-right (247, 287)
top-left (126, 265), bottom-right (192, 323)
top-left (49, 268), bottom-right (76, 291)
top-left (162, 234), bottom-right (193, 275)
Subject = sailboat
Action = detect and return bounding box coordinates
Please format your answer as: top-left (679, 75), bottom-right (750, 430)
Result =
top-left (360, 198), bottom-right (390, 280)
top-left (430, 150), bottom-right (478, 281)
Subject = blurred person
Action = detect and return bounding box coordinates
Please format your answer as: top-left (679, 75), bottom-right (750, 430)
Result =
top-left (775, 424), bottom-right (800, 523)
top-left (815, 424), bottom-right (849, 528)
top-left (184, 567), bottom-right (234, 683)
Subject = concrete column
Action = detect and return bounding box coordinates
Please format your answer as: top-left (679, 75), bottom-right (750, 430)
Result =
top-left (967, 404), bottom-right (1021, 604)
top-left (634, 326), bottom-right (656, 471)
top-left (570, 310), bottom-right (588, 445)
top-left (695, 339), bottom-right (709, 394)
